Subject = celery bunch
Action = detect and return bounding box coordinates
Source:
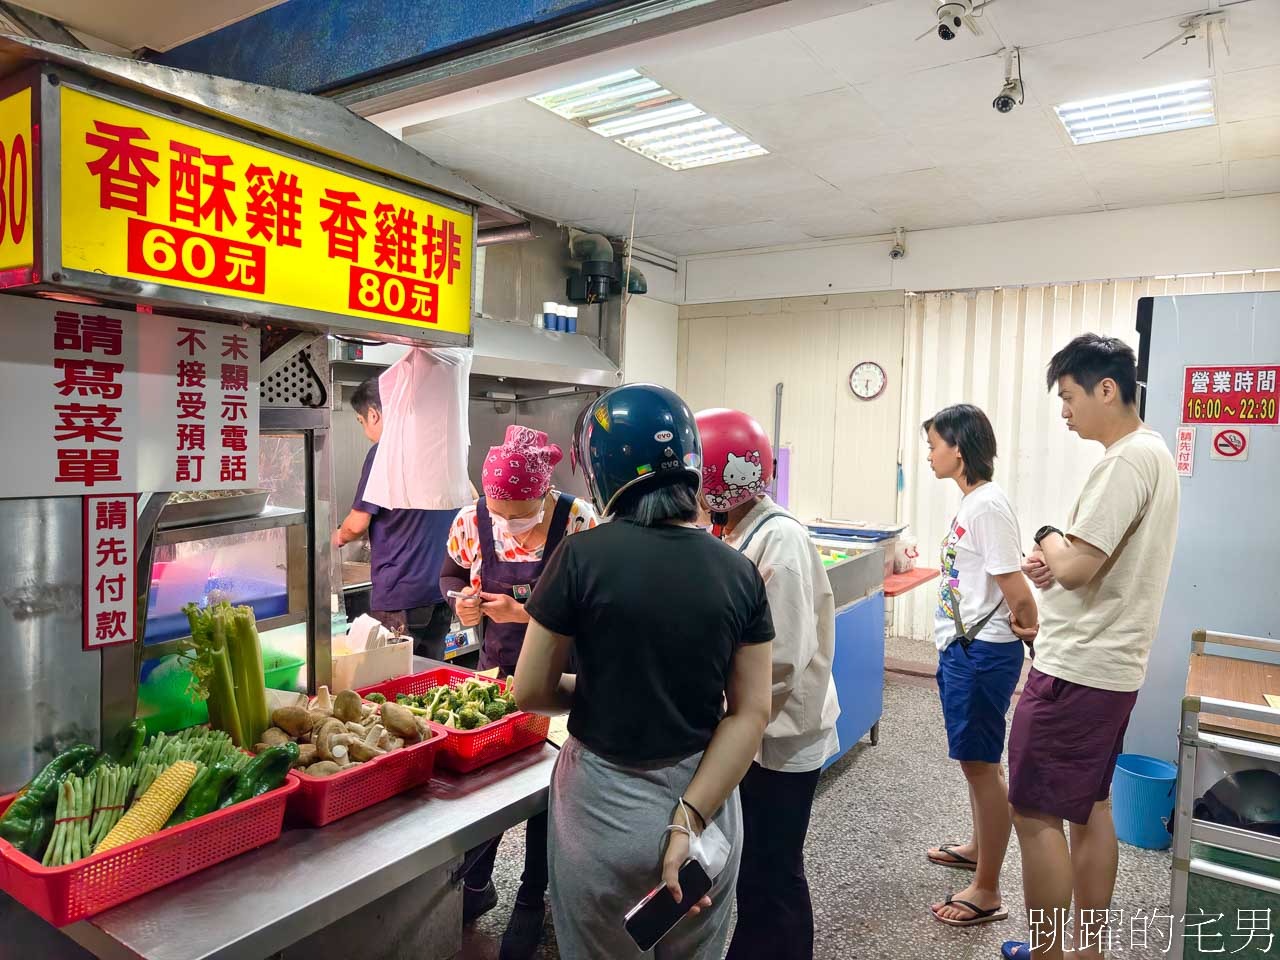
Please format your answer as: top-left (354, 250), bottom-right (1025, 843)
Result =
top-left (181, 602), bottom-right (270, 748)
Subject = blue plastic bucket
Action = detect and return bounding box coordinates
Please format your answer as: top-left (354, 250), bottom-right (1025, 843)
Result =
top-left (1112, 753), bottom-right (1177, 849)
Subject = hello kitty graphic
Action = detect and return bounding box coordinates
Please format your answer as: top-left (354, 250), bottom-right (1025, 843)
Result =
top-left (704, 449), bottom-right (766, 512)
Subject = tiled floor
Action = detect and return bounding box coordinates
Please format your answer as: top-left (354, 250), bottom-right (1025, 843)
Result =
top-left (460, 671), bottom-right (1174, 959)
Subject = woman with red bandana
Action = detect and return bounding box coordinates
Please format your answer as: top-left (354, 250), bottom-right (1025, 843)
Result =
top-left (439, 424), bottom-right (596, 959)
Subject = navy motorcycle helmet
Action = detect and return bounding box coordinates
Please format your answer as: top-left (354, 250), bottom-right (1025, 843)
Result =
top-left (573, 383), bottom-right (703, 517)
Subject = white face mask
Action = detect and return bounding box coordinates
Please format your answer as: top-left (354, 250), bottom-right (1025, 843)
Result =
top-left (494, 505), bottom-right (544, 538)
top-left (664, 799), bottom-right (732, 878)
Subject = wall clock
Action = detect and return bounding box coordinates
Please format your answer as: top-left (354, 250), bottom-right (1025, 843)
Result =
top-left (849, 361), bottom-right (887, 400)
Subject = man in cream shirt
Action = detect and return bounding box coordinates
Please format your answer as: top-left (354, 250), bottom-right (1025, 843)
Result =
top-left (695, 408), bottom-right (840, 960)
top-left (1002, 334), bottom-right (1180, 960)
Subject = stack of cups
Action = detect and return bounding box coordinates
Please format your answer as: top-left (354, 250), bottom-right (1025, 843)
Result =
top-left (540, 302), bottom-right (557, 330)
top-left (566, 306), bottom-right (578, 334)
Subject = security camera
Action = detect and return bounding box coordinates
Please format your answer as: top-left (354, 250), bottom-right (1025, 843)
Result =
top-left (936, 3), bottom-right (967, 40)
top-left (889, 228), bottom-right (907, 261)
top-left (993, 47), bottom-right (1023, 114)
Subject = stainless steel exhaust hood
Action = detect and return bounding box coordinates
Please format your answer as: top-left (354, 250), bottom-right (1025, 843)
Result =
top-left (330, 316), bottom-right (622, 390)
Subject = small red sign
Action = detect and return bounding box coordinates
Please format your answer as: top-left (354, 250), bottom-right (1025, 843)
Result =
top-left (1182, 365), bottom-right (1279, 425)
top-left (82, 493), bottom-right (137, 650)
top-left (1212, 428), bottom-right (1248, 459)
top-left (127, 218), bottom-right (267, 294)
top-left (347, 265), bottom-right (439, 325)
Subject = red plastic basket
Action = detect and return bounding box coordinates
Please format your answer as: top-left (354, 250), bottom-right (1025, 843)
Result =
top-left (359, 668), bottom-right (550, 774)
top-left (0, 774), bottom-right (299, 927)
top-left (287, 724), bottom-right (447, 826)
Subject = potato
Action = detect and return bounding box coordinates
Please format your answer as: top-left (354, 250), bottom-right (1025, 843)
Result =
top-left (271, 706), bottom-right (312, 738)
top-left (334, 689), bottom-right (364, 723)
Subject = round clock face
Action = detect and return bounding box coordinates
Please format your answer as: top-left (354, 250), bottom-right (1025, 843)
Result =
top-left (849, 361), bottom-right (887, 400)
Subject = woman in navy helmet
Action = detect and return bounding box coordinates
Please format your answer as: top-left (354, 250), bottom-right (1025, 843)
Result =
top-left (515, 383), bottom-right (774, 959)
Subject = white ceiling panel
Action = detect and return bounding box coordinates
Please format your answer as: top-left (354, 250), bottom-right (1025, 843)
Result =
top-left (792, 0), bottom-right (1003, 87)
top-left (642, 31), bottom-right (843, 114)
top-left (1217, 65), bottom-right (1280, 123)
top-left (1089, 162), bottom-right (1225, 206)
top-left (903, 111), bottom-right (1070, 165)
top-left (983, 0), bottom-right (1194, 48)
top-left (388, 0), bottom-right (1280, 259)
top-left (729, 88), bottom-right (887, 148)
top-left (856, 54), bottom-right (1016, 129)
top-left (1221, 117), bottom-right (1280, 161)
top-left (791, 134), bottom-right (935, 186)
top-left (1217, 0), bottom-right (1280, 75)
top-left (1227, 157), bottom-right (1280, 196)
top-left (22, 0), bottom-right (283, 51)
top-left (1024, 19), bottom-right (1215, 107)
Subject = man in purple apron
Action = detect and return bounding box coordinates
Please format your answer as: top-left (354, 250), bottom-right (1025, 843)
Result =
top-left (439, 425), bottom-right (596, 960)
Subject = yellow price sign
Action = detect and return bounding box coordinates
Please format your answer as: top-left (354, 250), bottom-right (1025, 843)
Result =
top-left (58, 87), bottom-right (472, 337)
top-left (0, 85), bottom-right (34, 276)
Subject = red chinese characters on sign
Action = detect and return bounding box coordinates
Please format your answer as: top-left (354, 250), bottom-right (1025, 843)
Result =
top-left (169, 141), bottom-right (237, 231)
top-left (85, 122), bottom-right (160, 216)
top-left (173, 325), bottom-right (208, 484)
top-left (245, 165), bottom-right (303, 248)
top-left (1174, 426), bottom-right (1195, 478)
top-left (82, 494), bottom-right (136, 650)
top-left (421, 215), bottom-right (462, 284)
top-left (319, 189), bottom-right (368, 262)
top-left (51, 311), bottom-right (125, 487)
top-left (1182, 365), bottom-right (1280, 425)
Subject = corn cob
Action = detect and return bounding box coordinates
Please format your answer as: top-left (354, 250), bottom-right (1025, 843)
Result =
top-left (95, 761), bottom-right (198, 854)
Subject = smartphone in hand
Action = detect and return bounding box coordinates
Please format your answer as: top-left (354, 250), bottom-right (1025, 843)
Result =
top-left (623, 859), bottom-right (713, 951)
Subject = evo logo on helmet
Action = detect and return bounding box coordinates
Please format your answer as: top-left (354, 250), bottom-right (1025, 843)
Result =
top-left (654, 430), bottom-right (674, 442)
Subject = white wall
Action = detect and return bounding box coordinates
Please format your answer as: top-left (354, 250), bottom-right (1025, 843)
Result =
top-left (622, 296), bottom-right (679, 389)
top-left (677, 291), bottom-right (905, 523)
top-left (680, 195), bottom-right (1280, 304)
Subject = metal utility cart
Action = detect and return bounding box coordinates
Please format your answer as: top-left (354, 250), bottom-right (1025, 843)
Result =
top-left (1171, 630), bottom-right (1280, 960)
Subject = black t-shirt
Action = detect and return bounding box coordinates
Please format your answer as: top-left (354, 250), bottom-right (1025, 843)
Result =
top-left (526, 519), bottom-right (774, 765)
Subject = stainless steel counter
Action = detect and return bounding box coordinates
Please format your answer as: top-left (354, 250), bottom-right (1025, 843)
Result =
top-left (59, 745), bottom-right (555, 960)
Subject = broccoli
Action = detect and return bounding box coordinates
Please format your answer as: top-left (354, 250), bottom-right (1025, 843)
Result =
top-left (438, 710), bottom-right (461, 729)
top-left (457, 705), bottom-right (486, 730)
top-left (484, 699), bottom-right (508, 722)
top-left (479, 682), bottom-right (501, 703)
top-left (432, 707), bottom-right (452, 725)
top-left (365, 692), bottom-right (386, 704)
top-left (396, 693), bottom-right (415, 706)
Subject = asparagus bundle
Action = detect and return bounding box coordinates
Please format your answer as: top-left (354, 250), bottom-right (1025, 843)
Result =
top-left (42, 774), bottom-right (95, 867)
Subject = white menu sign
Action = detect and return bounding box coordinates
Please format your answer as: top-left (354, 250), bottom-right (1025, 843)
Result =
top-left (0, 298), bottom-right (259, 496)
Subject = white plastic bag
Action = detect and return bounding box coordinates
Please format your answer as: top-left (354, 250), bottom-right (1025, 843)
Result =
top-left (894, 534), bottom-right (920, 574)
top-left (363, 346), bottom-right (472, 510)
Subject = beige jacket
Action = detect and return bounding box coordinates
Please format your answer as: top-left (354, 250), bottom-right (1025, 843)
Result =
top-left (725, 497), bottom-right (841, 773)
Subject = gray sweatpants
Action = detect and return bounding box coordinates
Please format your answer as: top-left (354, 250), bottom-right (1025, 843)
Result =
top-left (547, 737), bottom-right (743, 960)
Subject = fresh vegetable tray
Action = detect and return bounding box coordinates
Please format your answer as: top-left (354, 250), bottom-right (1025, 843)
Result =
top-left (0, 774), bottom-right (298, 927)
top-left (358, 668), bottom-right (550, 774)
top-left (286, 725), bottom-right (447, 827)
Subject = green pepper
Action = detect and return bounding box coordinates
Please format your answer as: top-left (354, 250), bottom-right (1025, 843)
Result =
top-left (0, 744), bottom-right (97, 852)
top-left (170, 761), bottom-right (241, 825)
top-left (89, 719), bottom-right (148, 775)
top-left (221, 743), bottom-right (298, 809)
top-left (20, 809), bottom-right (54, 860)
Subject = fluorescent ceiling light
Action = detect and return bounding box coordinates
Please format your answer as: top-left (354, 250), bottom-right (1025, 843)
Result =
top-left (1055, 80), bottom-right (1216, 145)
top-left (529, 68), bottom-right (766, 171)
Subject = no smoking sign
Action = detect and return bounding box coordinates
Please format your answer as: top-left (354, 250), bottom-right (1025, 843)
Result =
top-left (1210, 427), bottom-right (1250, 461)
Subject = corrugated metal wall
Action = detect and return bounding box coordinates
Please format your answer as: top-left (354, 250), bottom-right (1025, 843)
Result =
top-left (894, 271), bottom-right (1280, 641)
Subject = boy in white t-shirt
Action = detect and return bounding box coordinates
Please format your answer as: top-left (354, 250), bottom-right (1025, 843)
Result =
top-left (922, 405), bottom-right (1039, 930)
top-left (1003, 335), bottom-right (1180, 960)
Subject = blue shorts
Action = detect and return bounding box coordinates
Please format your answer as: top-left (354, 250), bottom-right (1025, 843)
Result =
top-left (936, 638), bottom-right (1025, 764)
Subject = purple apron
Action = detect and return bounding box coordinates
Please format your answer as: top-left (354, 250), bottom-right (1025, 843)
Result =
top-left (475, 493), bottom-right (575, 673)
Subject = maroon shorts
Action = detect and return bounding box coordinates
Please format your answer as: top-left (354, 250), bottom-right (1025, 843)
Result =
top-left (1008, 668), bottom-right (1139, 826)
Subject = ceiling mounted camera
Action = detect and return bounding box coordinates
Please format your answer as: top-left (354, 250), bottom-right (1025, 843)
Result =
top-left (915, 0), bottom-right (995, 43)
top-left (889, 228), bottom-right (907, 261)
top-left (992, 47), bottom-right (1024, 114)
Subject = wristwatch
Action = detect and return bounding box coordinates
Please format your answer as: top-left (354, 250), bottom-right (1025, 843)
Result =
top-left (1033, 524), bottom-right (1064, 546)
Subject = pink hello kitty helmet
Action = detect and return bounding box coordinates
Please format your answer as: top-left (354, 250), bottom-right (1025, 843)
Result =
top-left (694, 408), bottom-right (774, 513)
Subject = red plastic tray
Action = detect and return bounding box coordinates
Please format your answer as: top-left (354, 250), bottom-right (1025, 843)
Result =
top-left (287, 724), bottom-right (447, 826)
top-left (0, 773), bottom-right (299, 927)
top-left (359, 667), bottom-right (550, 774)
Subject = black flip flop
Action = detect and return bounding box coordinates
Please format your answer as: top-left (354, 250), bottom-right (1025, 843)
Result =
top-left (927, 842), bottom-right (978, 871)
top-left (931, 895), bottom-right (1009, 928)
